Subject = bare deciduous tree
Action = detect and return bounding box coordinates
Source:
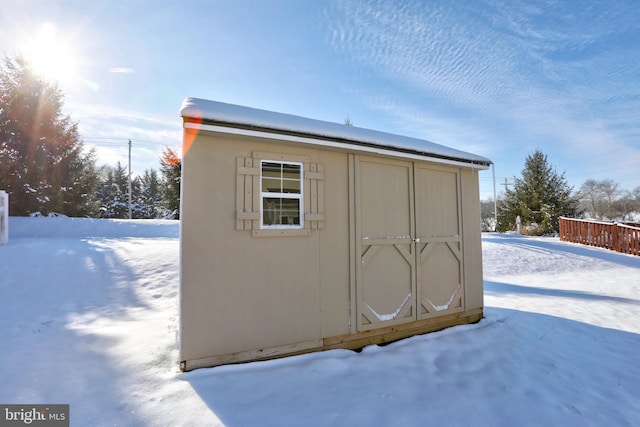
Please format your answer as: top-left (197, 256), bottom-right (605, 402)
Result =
top-left (578, 179), bottom-right (623, 220)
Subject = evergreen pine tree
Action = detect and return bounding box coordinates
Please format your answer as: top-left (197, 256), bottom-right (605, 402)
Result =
top-left (0, 54), bottom-right (99, 216)
top-left (160, 147), bottom-right (181, 219)
top-left (139, 168), bottom-right (162, 218)
top-left (129, 175), bottom-right (143, 219)
top-left (497, 149), bottom-right (578, 234)
top-left (96, 162), bottom-right (129, 218)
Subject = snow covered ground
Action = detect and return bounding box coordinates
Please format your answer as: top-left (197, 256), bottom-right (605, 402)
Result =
top-left (1, 217), bottom-right (639, 426)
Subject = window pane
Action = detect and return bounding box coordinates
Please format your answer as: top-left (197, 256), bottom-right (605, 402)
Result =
top-left (263, 197), bottom-right (300, 226)
top-left (262, 162), bottom-right (281, 178)
top-left (262, 178), bottom-right (281, 193)
top-left (282, 164), bottom-right (300, 179)
top-left (281, 179), bottom-right (300, 194)
top-left (262, 161), bottom-right (301, 194)
top-left (280, 199), bottom-right (300, 225)
top-left (263, 198), bottom-right (280, 225)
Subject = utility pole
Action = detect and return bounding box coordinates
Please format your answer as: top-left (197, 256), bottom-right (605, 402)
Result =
top-left (492, 164), bottom-right (497, 232)
top-left (128, 139), bottom-right (132, 219)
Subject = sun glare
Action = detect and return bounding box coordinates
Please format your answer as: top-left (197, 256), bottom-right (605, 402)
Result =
top-left (25, 23), bottom-right (78, 85)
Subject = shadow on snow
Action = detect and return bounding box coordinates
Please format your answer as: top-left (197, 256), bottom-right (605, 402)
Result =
top-left (0, 237), bottom-right (150, 426)
top-left (485, 280), bottom-right (640, 305)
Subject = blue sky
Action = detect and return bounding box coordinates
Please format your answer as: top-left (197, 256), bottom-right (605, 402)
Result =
top-left (1, 0), bottom-right (639, 199)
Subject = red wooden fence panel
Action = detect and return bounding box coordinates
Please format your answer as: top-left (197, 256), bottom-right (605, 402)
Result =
top-left (559, 217), bottom-right (640, 256)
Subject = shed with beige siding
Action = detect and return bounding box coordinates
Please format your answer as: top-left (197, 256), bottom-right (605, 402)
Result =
top-left (179, 98), bottom-right (491, 371)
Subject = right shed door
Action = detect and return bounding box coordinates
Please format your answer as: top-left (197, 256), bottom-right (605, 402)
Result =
top-left (414, 164), bottom-right (465, 319)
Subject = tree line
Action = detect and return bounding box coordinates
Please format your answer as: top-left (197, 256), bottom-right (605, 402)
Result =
top-left (94, 147), bottom-right (180, 219)
top-left (0, 54), bottom-right (181, 219)
top-left (482, 149), bottom-right (640, 234)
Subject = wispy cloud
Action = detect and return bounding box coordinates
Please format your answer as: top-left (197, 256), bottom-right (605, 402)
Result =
top-left (109, 67), bottom-right (135, 74)
top-left (327, 1), bottom-right (520, 112)
top-left (326, 0), bottom-right (640, 185)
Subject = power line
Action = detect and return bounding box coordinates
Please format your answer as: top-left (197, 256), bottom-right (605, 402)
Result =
top-left (84, 136), bottom-right (177, 145)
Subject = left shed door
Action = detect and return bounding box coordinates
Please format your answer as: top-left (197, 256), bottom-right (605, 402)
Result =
top-left (355, 157), bottom-right (417, 331)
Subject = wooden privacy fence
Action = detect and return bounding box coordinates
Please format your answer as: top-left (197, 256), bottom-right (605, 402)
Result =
top-left (559, 217), bottom-right (640, 256)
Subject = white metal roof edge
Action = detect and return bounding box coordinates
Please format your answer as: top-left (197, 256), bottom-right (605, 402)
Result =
top-left (184, 122), bottom-right (491, 170)
top-left (180, 97), bottom-right (492, 169)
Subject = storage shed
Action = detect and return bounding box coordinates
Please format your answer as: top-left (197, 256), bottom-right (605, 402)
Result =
top-left (179, 97), bottom-right (492, 371)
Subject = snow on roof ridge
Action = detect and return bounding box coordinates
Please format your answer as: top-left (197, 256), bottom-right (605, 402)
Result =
top-left (180, 97), bottom-right (492, 166)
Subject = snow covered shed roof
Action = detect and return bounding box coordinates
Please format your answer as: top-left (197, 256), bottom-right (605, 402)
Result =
top-left (180, 97), bottom-right (492, 169)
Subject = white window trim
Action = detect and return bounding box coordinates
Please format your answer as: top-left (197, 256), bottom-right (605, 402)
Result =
top-left (259, 160), bottom-right (304, 230)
